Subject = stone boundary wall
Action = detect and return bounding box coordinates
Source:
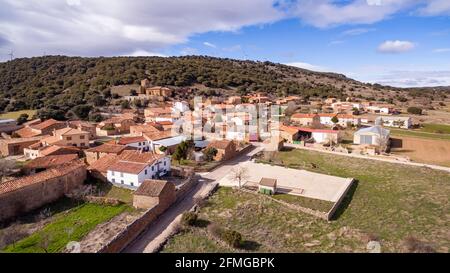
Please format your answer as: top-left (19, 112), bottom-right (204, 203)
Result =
top-left (326, 179), bottom-right (354, 221)
top-left (96, 175), bottom-right (198, 253)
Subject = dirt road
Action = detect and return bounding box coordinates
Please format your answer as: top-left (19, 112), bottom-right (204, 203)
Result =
top-left (123, 145), bottom-right (262, 253)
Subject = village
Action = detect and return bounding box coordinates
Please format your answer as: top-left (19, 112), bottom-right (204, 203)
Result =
top-left (0, 79), bottom-right (449, 253)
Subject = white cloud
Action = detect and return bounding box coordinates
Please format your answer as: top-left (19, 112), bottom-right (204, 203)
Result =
top-left (377, 40), bottom-right (415, 53)
top-left (0, 0), bottom-right (282, 60)
top-left (418, 0), bottom-right (450, 16)
top-left (284, 62), bottom-right (328, 72)
top-left (203, 42), bottom-right (217, 48)
top-left (123, 50), bottom-right (167, 57)
top-left (433, 48), bottom-right (450, 53)
top-left (341, 28), bottom-right (376, 36)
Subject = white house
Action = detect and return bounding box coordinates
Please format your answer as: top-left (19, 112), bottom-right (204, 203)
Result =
top-left (375, 116), bottom-right (412, 129)
top-left (106, 151), bottom-right (171, 188)
top-left (173, 101), bottom-right (190, 113)
top-left (354, 125), bottom-right (390, 146)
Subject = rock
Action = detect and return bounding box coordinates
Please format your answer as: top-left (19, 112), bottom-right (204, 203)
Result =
top-left (304, 240), bottom-right (321, 247)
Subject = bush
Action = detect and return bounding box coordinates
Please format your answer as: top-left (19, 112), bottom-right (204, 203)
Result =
top-left (407, 107), bottom-right (423, 115)
top-left (220, 229), bottom-right (242, 248)
top-left (181, 212), bottom-right (198, 226)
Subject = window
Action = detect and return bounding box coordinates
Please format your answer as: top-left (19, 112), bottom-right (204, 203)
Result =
top-left (151, 166), bottom-right (154, 171)
top-left (67, 137), bottom-right (72, 141)
top-left (164, 161), bottom-right (166, 166)
top-left (130, 182), bottom-right (134, 187)
top-left (121, 180), bottom-right (124, 184)
top-left (145, 170), bottom-right (147, 175)
top-left (111, 171), bottom-right (115, 176)
top-left (80, 143), bottom-right (85, 147)
top-left (120, 173), bottom-right (124, 177)
top-left (80, 135), bottom-right (85, 140)
top-left (112, 178), bottom-right (115, 183)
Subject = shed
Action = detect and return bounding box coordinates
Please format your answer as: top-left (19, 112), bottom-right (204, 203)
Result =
top-left (259, 178), bottom-right (277, 195)
top-left (133, 179), bottom-right (176, 209)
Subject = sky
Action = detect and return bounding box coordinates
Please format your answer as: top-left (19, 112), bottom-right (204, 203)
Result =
top-left (0, 0), bottom-right (449, 87)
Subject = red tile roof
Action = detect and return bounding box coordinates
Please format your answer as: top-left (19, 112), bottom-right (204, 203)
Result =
top-left (118, 150), bottom-right (164, 164)
top-left (108, 161), bottom-right (147, 174)
top-left (31, 119), bottom-right (63, 130)
top-left (207, 140), bottom-right (234, 150)
top-left (87, 154), bottom-right (119, 174)
top-left (86, 143), bottom-right (128, 154)
top-left (0, 161), bottom-right (85, 195)
top-left (134, 180), bottom-right (172, 197)
top-left (115, 136), bottom-right (147, 145)
top-left (25, 154), bottom-right (79, 169)
top-left (291, 113), bottom-right (319, 119)
top-left (15, 127), bottom-right (41, 138)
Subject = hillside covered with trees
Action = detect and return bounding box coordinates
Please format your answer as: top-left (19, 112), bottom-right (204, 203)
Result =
top-left (0, 55), bottom-right (448, 120)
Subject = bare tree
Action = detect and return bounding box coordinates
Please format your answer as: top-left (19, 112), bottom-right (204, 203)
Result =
top-left (0, 159), bottom-right (17, 183)
top-left (230, 166), bottom-right (249, 188)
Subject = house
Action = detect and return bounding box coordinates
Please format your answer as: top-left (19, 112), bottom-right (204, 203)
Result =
top-left (173, 101), bottom-right (190, 112)
top-left (375, 116), bottom-right (412, 129)
top-left (40, 127), bottom-right (90, 148)
top-left (0, 161), bottom-right (86, 222)
top-left (335, 114), bottom-right (361, 127)
top-left (106, 150), bottom-right (171, 188)
top-left (130, 124), bottom-right (162, 136)
top-left (0, 119), bottom-right (22, 133)
top-left (144, 107), bottom-right (178, 123)
top-left (317, 113), bottom-right (337, 126)
top-left (291, 113), bottom-right (320, 127)
top-left (144, 86), bottom-right (173, 97)
top-left (143, 131), bottom-right (186, 154)
top-left (112, 136), bottom-right (150, 152)
top-left (279, 125), bottom-right (341, 144)
top-left (206, 140), bottom-right (237, 161)
top-left (0, 136), bottom-right (44, 157)
top-left (259, 178), bottom-right (277, 195)
top-left (14, 119), bottom-right (66, 138)
top-left (246, 93), bottom-right (270, 104)
top-left (279, 125), bottom-right (300, 143)
top-left (354, 125), bottom-right (390, 147)
top-left (87, 154), bottom-right (120, 182)
top-left (366, 105), bottom-right (395, 114)
top-left (133, 180), bottom-right (176, 209)
top-left (96, 115), bottom-right (136, 136)
top-left (85, 143), bottom-right (129, 165)
top-left (69, 120), bottom-right (97, 139)
top-left (23, 154), bottom-right (79, 174)
top-left (24, 144), bottom-right (81, 159)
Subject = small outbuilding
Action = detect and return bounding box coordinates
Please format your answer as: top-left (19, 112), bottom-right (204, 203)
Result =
top-left (258, 178), bottom-right (277, 195)
top-left (133, 179), bottom-right (176, 210)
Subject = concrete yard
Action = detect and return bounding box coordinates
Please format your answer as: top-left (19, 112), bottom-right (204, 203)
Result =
top-left (218, 161), bottom-right (354, 203)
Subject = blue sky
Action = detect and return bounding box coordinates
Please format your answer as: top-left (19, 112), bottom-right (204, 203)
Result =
top-left (0, 0), bottom-right (449, 87)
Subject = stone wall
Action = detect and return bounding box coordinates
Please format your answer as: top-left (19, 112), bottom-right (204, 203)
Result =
top-left (0, 162), bottom-right (86, 222)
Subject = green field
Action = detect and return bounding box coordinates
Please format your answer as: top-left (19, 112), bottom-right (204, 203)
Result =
top-left (3, 203), bottom-right (128, 253)
top-left (389, 123), bottom-right (450, 141)
top-left (162, 149), bottom-right (450, 253)
top-left (272, 193), bottom-right (335, 213)
top-left (0, 110), bottom-right (37, 120)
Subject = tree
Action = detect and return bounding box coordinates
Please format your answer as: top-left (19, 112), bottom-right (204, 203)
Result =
top-left (203, 147), bottom-right (218, 162)
top-left (0, 159), bottom-right (17, 182)
top-left (16, 113), bottom-right (29, 125)
top-left (172, 141), bottom-right (190, 163)
top-left (129, 89), bottom-right (138, 96)
top-left (230, 166), bottom-right (249, 188)
top-left (331, 115), bottom-right (339, 124)
top-left (181, 212), bottom-right (198, 226)
top-left (407, 107), bottom-right (423, 115)
top-left (71, 104), bottom-right (92, 120)
top-left (121, 100), bottom-right (130, 109)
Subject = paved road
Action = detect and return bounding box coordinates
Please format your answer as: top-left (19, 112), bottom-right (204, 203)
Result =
top-left (123, 145), bottom-right (262, 253)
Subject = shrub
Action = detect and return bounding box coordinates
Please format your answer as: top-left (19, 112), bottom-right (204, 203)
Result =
top-left (407, 107), bottom-right (422, 115)
top-left (181, 212), bottom-right (198, 226)
top-left (220, 229), bottom-right (242, 248)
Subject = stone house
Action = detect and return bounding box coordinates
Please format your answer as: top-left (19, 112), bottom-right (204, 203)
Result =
top-left (0, 136), bottom-right (43, 156)
top-left (206, 139), bottom-right (237, 161)
top-left (133, 180), bottom-right (176, 209)
top-left (85, 143), bottom-right (129, 165)
top-left (22, 154), bottom-right (79, 174)
top-left (14, 119), bottom-right (66, 138)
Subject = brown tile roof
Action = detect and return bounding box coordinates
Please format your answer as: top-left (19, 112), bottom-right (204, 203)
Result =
top-left (259, 178), bottom-right (277, 187)
top-left (40, 145), bottom-right (80, 156)
top-left (291, 113), bottom-right (319, 119)
top-left (118, 150), bottom-right (164, 164)
top-left (54, 127), bottom-right (89, 136)
top-left (134, 180), bottom-right (172, 197)
top-left (69, 120), bottom-right (95, 128)
top-left (142, 130), bottom-right (175, 141)
top-left (279, 125), bottom-right (300, 135)
top-left (207, 140), bottom-right (233, 150)
top-left (30, 119), bottom-right (63, 130)
top-left (86, 143), bottom-right (127, 154)
top-left (15, 127), bottom-right (41, 138)
top-left (0, 161), bottom-right (85, 195)
top-left (87, 154), bottom-right (120, 173)
top-left (108, 161), bottom-right (147, 174)
top-left (116, 136), bottom-right (147, 145)
top-left (25, 154), bottom-right (79, 169)
top-left (0, 136), bottom-right (43, 145)
top-left (131, 124), bottom-right (162, 134)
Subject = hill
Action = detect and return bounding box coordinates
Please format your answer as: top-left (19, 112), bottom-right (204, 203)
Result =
top-left (0, 55), bottom-right (448, 120)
